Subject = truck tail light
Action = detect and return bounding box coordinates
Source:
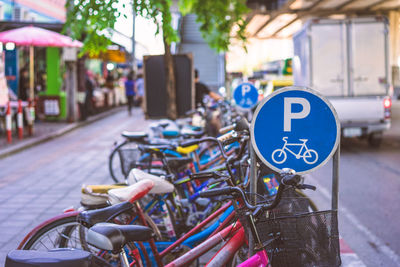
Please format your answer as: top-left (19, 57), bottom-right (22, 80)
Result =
top-left (384, 98), bottom-right (392, 109)
top-left (384, 97), bottom-right (391, 119)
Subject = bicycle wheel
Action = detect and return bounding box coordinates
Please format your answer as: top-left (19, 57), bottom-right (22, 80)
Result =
top-left (109, 140), bottom-right (142, 183)
top-left (294, 189), bottom-right (318, 212)
top-left (21, 213), bottom-right (83, 251)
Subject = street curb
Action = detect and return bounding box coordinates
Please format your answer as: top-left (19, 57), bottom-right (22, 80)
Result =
top-left (0, 107), bottom-right (125, 159)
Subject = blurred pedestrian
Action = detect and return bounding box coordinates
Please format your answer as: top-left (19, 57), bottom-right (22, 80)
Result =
top-left (195, 69), bottom-right (222, 107)
top-left (124, 71), bottom-right (136, 116)
top-left (105, 72), bottom-right (116, 106)
top-left (194, 69), bottom-right (223, 136)
top-left (18, 67), bottom-right (29, 101)
top-left (135, 73), bottom-right (144, 107)
top-left (82, 71), bottom-right (94, 120)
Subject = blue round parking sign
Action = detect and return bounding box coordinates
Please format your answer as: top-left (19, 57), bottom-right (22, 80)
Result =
top-left (233, 83), bottom-right (258, 109)
top-left (250, 87), bottom-right (340, 174)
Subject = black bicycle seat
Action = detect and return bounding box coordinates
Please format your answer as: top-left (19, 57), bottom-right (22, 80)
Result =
top-left (87, 223), bottom-right (153, 251)
top-left (166, 157), bottom-right (193, 171)
top-left (5, 249), bottom-right (96, 267)
top-left (159, 122), bottom-right (169, 128)
top-left (78, 201), bottom-right (133, 227)
top-left (121, 131), bottom-right (148, 142)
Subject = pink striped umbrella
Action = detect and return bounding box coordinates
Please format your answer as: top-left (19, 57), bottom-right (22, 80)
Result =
top-left (0, 26), bottom-right (82, 99)
top-left (0, 25), bottom-right (82, 47)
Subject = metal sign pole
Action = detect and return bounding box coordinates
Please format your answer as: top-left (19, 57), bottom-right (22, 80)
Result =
top-left (331, 139), bottom-right (340, 210)
top-left (249, 141), bottom-right (257, 255)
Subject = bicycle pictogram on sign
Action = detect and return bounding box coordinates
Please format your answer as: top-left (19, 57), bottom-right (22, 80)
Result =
top-left (271, 137), bottom-right (318, 165)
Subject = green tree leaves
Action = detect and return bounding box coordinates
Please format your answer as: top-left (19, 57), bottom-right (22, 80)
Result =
top-left (185, 0), bottom-right (249, 52)
top-left (64, 0), bottom-right (249, 56)
top-left (65, 0), bottom-right (120, 56)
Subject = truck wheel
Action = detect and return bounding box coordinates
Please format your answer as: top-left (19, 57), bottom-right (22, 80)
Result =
top-left (368, 132), bottom-right (383, 148)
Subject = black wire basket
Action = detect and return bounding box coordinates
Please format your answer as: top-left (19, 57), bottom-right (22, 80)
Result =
top-left (260, 210), bottom-right (340, 267)
top-left (117, 147), bottom-right (141, 177)
top-left (237, 188), bottom-right (341, 267)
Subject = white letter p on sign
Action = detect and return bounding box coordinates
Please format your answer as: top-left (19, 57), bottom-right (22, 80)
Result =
top-left (284, 97), bottom-right (310, 132)
top-left (242, 85), bottom-right (251, 96)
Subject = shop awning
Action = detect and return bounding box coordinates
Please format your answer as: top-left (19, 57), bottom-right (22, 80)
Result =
top-left (89, 48), bottom-right (127, 63)
top-left (246, 0), bottom-right (400, 39)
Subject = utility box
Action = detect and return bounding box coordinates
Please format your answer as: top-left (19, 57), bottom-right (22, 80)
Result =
top-left (293, 17), bottom-right (391, 147)
top-left (143, 54), bottom-right (194, 118)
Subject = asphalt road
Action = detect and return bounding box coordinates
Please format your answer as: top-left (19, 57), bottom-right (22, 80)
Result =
top-left (305, 137), bottom-right (400, 267)
top-left (0, 106), bottom-right (399, 266)
top-left (303, 101), bottom-right (400, 267)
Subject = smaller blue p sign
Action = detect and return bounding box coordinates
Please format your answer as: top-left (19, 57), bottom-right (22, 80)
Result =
top-left (233, 83), bottom-right (258, 109)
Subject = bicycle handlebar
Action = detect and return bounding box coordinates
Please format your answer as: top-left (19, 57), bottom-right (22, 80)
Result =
top-left (199, 187), bottom-right (234, 198)
top-left (199, 171), bottom-right (304, 211)
top-left (218, 118), bottom-right (249, 135)
top-left (217, 131), bottom-right (235, 143)
top-left (219, 124), bottom-right (236, 134)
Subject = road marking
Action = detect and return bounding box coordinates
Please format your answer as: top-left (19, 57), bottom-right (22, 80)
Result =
top-left (307, 173), bottom-right (400, 266)
top-left (341, 254), bottom-right (366, 267)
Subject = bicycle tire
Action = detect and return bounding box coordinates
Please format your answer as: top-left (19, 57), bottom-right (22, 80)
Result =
top-left (21, 213), bottom-right (83, 251)
top-left (109, 140), bottom-right (146, 183)
top-left (294, 189), bottom-right (319, 212)
top-left (109, 140), bottom-right (129, 183)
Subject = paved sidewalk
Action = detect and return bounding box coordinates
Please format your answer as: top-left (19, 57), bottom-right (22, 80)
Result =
top-left (0, 108), bottom-right (149, 263)
top-left (0, 106), bottom-right (126, 158)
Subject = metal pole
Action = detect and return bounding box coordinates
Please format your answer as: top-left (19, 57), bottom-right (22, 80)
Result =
top-left (332, 141), bottom-right (340, 210)
top-left (249, 143), bottom-right (257, 255)
top-left (29, 45), bottom-right (34, 100)
top-left (67, 61), bottom-right (78, 122)
top-left (131, 6), bottom-right (136, 71)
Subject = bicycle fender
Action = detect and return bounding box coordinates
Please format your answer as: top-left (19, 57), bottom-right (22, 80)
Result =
top-left (17, 211), bottom-right (80, 249)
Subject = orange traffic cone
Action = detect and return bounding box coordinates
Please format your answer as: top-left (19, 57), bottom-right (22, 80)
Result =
top-left (6, 101), bottom-right (12, 143)
top-left (17, 100), bottom-right (23, 139)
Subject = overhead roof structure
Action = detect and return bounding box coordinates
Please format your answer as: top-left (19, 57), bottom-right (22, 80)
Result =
top-left (246, 0), bottom-right (400, 39)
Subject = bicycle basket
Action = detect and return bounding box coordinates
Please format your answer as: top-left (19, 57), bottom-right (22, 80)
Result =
top-left (237, 189), bottom-right (341, 267)
top-left (259, 210), bottom-right (341, 267)
top-left (118, 146), bottom-right (141, 177)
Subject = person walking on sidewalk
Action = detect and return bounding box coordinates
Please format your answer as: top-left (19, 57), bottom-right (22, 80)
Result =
top-left (82, 71), bottom-right (95, 121)
top-left (124, 71), bottom-right (136, 116)
top-left (135, 73), bottom-right (144, 107)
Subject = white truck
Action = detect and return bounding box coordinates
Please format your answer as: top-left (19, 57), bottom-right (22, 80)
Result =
top-left (293, 17), bottom-right (392, 147)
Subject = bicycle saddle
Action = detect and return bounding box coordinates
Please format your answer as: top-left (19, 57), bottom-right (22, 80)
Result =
top-left (87, 223), bottom-right (153, 252)
top-left (108, 179), bottom-right (154, 205)
top-left (5, 249), bottom-right (97, 267)
top-left (121, 131), bottom-right (148, 141)
top-left (162, 130), bottom-right (180, 138)
top-left (78, 201), bottom-right (133, 227)
top-left (181, 128), bottom-right (205, 138)
top-left (165, 157), bottom-right (193, 172)
top-left (127, 168), bottom-right (174, 194)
